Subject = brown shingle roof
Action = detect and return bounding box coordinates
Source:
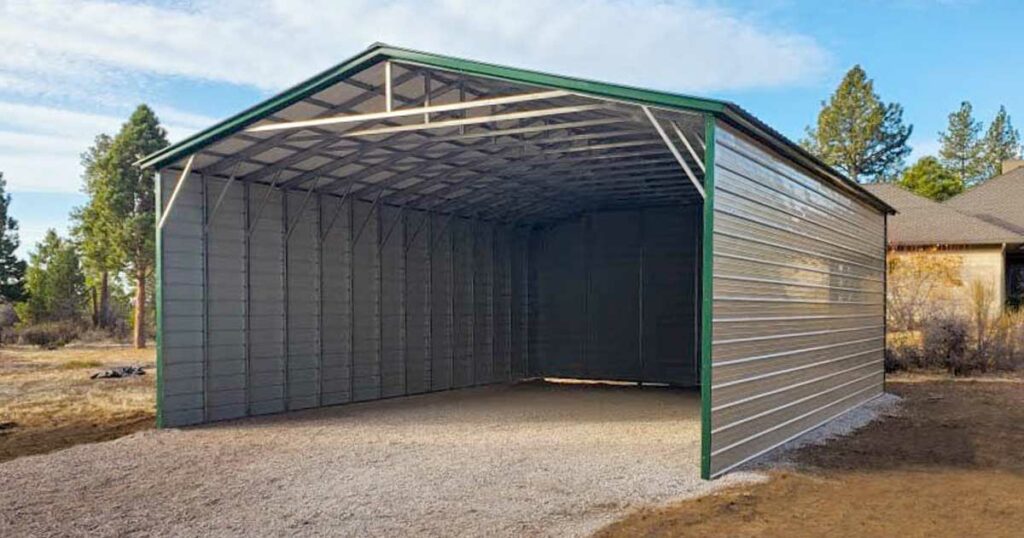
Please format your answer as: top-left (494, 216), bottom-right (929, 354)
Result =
top-left (944, 167), bottom-right (1024, 236)
top-left (863, 183), bottom-right (1023, 246)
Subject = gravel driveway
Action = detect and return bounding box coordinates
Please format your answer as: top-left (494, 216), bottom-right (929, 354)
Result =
top-left (0, 381), bottom-right (757, 537)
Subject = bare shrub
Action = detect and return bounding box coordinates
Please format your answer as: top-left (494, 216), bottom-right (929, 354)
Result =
top-left (922, 315), bottom-right (978, 375)
top-left (884, 331), bottom-right (922, 372)
top-left (984, 309), bottom-right (1024, 371)
top-left (887, 250), bottom-right (962, 331)
top-left (16, 321), bottom-right (83, 349)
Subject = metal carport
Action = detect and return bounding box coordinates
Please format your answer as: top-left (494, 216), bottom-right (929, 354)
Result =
top-left (143, 43), bottom-right (895, 479)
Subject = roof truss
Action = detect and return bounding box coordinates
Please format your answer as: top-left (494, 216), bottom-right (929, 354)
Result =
top-left (161, 59), bottom-right (708, 225)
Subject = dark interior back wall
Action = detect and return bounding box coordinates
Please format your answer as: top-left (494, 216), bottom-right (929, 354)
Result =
top-left (529, 205), bottom-right (702, 386)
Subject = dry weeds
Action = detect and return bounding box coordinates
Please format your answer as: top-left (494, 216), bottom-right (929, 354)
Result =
top-left (0, 344), bottom-right (155, 461)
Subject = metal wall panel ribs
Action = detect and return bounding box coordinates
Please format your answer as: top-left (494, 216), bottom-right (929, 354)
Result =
top-left (158, 177), bottom-right (533, 426)
top-left (708, 121), bottom-right (886, 477)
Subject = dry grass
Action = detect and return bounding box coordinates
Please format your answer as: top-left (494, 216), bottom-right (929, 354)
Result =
top-left (0, 344), bottom-right (155, 462)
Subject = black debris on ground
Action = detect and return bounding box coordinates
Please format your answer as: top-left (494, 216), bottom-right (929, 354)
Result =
top-left (90, 366), bottom-right (146, 379)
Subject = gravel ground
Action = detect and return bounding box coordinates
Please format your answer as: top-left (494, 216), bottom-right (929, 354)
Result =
top-left (0, 381), bottom-right (758, 537)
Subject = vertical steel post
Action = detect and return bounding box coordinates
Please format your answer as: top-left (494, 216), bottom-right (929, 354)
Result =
top-left (699, 114), bottom-right (717, 480)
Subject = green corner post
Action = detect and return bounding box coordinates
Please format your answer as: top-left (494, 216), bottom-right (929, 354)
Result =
top-left (154, 169), bottom-right (164, 428)
top-left (699, 114), bottom-right (716, 480)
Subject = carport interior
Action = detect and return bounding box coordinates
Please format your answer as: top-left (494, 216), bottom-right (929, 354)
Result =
top-left (155, 58), bottom-right (709, 427)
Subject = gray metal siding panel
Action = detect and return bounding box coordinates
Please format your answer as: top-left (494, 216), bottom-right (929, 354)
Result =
top-left (159, 170), bottom-right (204, 426)
top-left (510, 229), bottom-right (530, 378)
top-left (405, 211), bottom-right (431, 394)
top-left (379, 205), bottom-right (406, 398)
top-left (286, 191), bottom-right (320, 410)
top-left (473, 224), bottom-right (494, 384)
top-left (452, 219), bottom-right (474, 387)
top-left (247, 184), bottom-right (285, 415)
top-left (492, 228), bottom-right (512, 382)
top-left (430, 214), bottom-right (454, 391)
top-left (643, 206), bottom-right (700, 385)
top-left (528, 208), bottom-right (698, 385)
top-left (321, 196), bottom-right (353, 404)
top-left (160, 176), bottom-right (533, 426)
top-left (709, 122), bottom-right (886, 477)
top-left (534, 219), bottom-right (586, 377)
top-left (351, 199), bottom-right (381, 401)
top-left (205, 177), bottom-right (246, 421)
top-left (587, 211), bottom-right (641, 380)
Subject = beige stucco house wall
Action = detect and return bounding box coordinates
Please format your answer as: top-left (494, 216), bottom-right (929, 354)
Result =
top-left (890, 245), bottom-right (1005, 320)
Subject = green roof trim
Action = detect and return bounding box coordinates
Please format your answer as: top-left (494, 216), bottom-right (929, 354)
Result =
top-left (139, 43), bottom-right (894, 214)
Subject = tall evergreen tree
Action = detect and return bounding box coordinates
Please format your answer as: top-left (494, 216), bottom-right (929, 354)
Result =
top-left (939, 101), bottom-right (985, 186)
top-left (982, 106), bottom-right (1022, 178)
top-left (16, 230), bottom-right (86, 323)
top-left (91, 105), bottom-right (168, 348)
top-left (0, 172), bottom-right (26, 302)
top-left (72, 133), bottom-right (121, 329)
top-left (897, 156), bottom-right (964, 201)
top-left (803, 65), bottom-right (913, 183)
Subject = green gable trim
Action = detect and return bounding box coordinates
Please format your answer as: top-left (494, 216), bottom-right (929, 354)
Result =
top-left (389, 48), bottom-right (728, 115)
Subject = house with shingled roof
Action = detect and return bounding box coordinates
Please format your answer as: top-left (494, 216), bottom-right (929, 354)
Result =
top-left (865, 160), bottom-right (1024, 317)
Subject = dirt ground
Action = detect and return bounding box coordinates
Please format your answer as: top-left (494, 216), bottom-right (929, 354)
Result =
top-left (596, 374), bottom-right (1024, 538)
top-left (0, 345), bottom-right (155, 462)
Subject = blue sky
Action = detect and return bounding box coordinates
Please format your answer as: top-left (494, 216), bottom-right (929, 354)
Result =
top-left (1, 0), bottom-right (1021, 257)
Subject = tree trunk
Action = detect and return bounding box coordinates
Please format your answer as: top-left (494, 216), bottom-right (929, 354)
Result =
top-left (91, 286), bottom-right (99, 328)
top-left (133, 269), bottom-right (147, 349)
top-left (99, 271), bottom-right (110, 329)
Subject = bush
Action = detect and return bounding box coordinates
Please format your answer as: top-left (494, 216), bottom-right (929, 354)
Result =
top-left (16, 321), bottom-right (82, 349)
top-left (884, 331), bottom-right (922, 372)
top-left (987, 309), bottom-right (1024, 371)
top-left (922, 315), bottom-right (982, 376)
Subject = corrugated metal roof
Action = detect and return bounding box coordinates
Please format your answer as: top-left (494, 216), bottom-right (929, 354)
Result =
top-left (139, 43), bottom-right (894, 214)
top-left (864, 183), bottom-right (1022, 246)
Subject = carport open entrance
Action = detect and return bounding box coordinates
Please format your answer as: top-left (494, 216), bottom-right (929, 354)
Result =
top-left (156, 57), bottom-right (709, 460)
top-left (158, 61), bottom-right (709, 392)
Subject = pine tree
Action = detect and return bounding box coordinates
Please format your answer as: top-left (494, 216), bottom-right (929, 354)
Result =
top-left (16, 230), bottom-right (86, 323)
top-left (939, 101), bottom-right (985, 186)
top-left (91, 105), bottom-right (168, 348)
top-left (0, 172), bottom-right (26, 303)
top-left (982, 106), bottom-right (1022, 178)
top-left (72, 133), bottom-right (122, 329)
top-left (803, 65), bottom-right (913, 183)
top-left (897, 156), bottom-right (964, 201)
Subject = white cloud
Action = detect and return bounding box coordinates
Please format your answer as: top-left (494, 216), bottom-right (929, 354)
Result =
top-left (0, 102), bottom-right (214, 192)
top-left (0, 0), bottom-right (832, 193)
top-left (0, 0), bottom-right (830, 96)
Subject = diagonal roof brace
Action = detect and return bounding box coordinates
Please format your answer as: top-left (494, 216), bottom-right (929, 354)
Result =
top-left (642, 106), bottom-right (705, 199)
